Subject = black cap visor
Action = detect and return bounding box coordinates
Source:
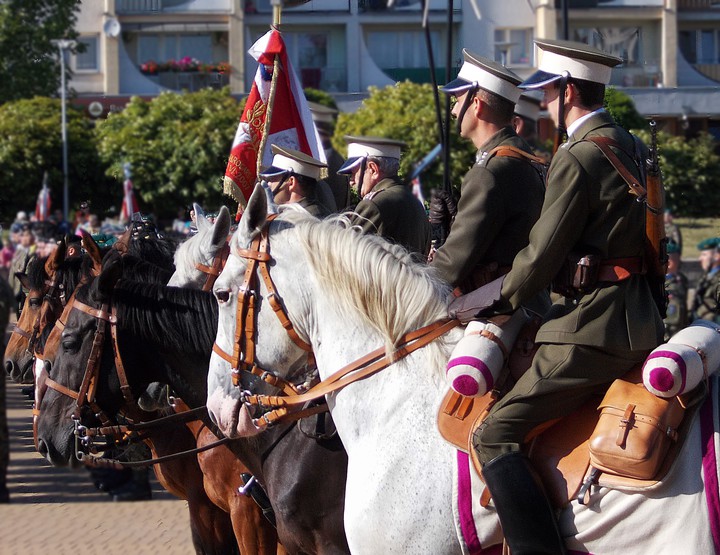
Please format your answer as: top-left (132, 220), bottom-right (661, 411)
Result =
top-left (519, 70), bottom-right (563, 90)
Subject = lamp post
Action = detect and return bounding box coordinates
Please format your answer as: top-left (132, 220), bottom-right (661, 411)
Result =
top-left (50, 39), bottom-right (76, 224)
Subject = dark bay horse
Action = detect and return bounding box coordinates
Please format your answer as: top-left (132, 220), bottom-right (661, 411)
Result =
top-left (37, 250), bottom-right (348, 554)
top-left (26, 240), bottom-right (259, 555)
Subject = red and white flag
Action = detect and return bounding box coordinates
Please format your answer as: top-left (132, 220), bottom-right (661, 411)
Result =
top-left (224, 29), bottom-right (325, 209)
top-left (35, 181), bottom-right (51, 222)
top-left (121, 163), bottom-right (140, 223)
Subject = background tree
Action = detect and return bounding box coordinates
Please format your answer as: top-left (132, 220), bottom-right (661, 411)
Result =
top-left (0, 96), bottom-right (110, 227)
top-left (634, 129), bottom-right (720, 218)
top-left (604, 87), bottom-right (647, 132)
top-left (333, 81), bottom-right (475, 196)
top-left (0, 0), bottom-right (81, 104)
top-left (95, 87), bottom-right (242, 220)
top-left (304, 87), bottom-right (338, 109)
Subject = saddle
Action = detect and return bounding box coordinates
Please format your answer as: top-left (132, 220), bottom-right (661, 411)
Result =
top-left (438, 329), bottom-right (704, 509)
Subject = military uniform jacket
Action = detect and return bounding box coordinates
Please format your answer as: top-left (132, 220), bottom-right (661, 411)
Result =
top-left (323, 147), bottom-right (350, 210)
top-left (495, 111), bottom-right (663, 351)
top-left (664, 271), bottom-right (689, 339)
top-left (431, 126), bottom-right (545, 288)
top-left (298, 192), bottom-right (332, 219)
top-left (692, 268), bottom-right (720, 323)
top-left (351, 177), bottom-right (431, 257)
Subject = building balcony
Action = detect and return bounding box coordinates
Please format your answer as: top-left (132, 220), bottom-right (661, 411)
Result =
top-left (141, 70), bottom-right (230, 91)
top-left (116, 0), bottom-right (232, 14)
top-left (678, 0), bottom-right (720, 9)
top-left (246, 0), bottom-right (350, 13)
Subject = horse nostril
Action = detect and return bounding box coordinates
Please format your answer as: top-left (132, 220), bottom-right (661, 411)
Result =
top-left (5, 360), bottom-right (13, 375)
top-left (44, 360), bottom-right (51, 374)
top-left (37, 438), bottom-right (49, 458)
top-left (215, 289), bottom-right (230, 303)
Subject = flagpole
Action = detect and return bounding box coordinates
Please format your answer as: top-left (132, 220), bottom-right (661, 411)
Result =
top-left (257, 2), bottom-right (283, 177)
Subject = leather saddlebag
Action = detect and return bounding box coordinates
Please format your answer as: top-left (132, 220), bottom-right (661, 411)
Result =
top-left (588, 379), bottom-right (685, 480)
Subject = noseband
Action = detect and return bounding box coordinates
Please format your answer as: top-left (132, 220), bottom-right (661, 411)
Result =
top-left (12, 274), bottom-right (68, 356)
top-left (212, 217), bottom-right (316, 397)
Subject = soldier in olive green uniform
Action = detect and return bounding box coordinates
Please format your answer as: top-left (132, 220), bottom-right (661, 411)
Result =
top-left (692, 237), bottom-right (720, 323)
top-left (430, 50), bottom-right (546, 297)
top-left (455, 40), bottom-right (664, 554)
top-left (338, 136), bottom-right (431, 258)
top-left (260, 145), bottom-right (332, 219)
top-left (664, 241), bottom-right (688, 339)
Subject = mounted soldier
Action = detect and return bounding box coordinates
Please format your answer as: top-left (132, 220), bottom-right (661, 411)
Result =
top-left (338, 135), bottom-right (431, 258)
top-left (429, 50), bottom-right (547, 303)
top-left (451, 39), bottom-right (664, 554)
top-left (260, 144), bottom-right (332, 219)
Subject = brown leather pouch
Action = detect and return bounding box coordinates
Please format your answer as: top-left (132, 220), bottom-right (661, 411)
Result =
top-left (588, 379), bottom-right (685, 480)
top-left (552, 253), bottom-right (601, 297)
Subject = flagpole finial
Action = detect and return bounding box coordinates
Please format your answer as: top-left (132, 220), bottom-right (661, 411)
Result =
top-left (271, 0), bottom-right (282, 26)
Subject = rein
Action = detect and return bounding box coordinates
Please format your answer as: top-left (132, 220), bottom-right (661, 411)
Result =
top-left (195, 241), bottom-right (231, 292)
top-left (214, 218), bottom-right (461, 430)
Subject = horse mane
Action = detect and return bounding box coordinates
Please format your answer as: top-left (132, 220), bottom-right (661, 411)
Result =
top-left (113, 280), bottom-right (218, 356)
top-left (26, 252), bottom-right (86, 293)
top-left (261, 209), bottom-right (453, 356)
top-left (127, 235), bottom-right (177, 272)
top-left (120, 254), bottom-right (174, 284)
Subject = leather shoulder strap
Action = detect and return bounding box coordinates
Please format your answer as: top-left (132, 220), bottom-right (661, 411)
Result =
top-left (486, 145), bottom-right (547, 166)
top-left (583, 136), bottom-right (647, 200)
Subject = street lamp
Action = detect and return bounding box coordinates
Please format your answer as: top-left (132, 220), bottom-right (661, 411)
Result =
top-left (50, 39), bottom-right (77, 224)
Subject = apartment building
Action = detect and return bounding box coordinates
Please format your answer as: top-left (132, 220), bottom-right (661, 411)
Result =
top-left (70, 0), bottom-right (720, 137)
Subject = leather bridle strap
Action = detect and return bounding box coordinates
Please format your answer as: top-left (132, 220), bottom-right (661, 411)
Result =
top-left (196, 241), bottom-right (230, 292)
top-left (246, 318), bottom-right (461, 429)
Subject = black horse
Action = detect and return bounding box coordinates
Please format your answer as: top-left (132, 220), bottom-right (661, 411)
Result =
top-left (36, 250), bottom-right (349, 555)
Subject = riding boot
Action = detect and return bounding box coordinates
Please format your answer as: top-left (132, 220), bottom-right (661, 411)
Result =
top-left (482, 452), bottom-right (566, 555)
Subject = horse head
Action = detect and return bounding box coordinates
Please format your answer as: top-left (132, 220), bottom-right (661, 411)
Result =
top-left (35, 249), bottom-right (125, 467)
top-left (207, 185), bottom-right (316, 438)
top-left (168, 204), bottom-right (232, 289)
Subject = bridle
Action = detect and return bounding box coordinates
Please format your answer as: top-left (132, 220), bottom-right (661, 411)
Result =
top-left (40, 288), bottom-right (229, 465)
top-left (212, 215), bottom-right (317, 398)
top-left (194, 241), bottom-right (231, 292)
top-left (213, 217), bottom-right (461, 430)
top-left (12, 273), bottom-right (68, 357)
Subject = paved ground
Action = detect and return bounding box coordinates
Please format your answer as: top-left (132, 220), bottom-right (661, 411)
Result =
top-left (1, 377), bottom-right (196, 555)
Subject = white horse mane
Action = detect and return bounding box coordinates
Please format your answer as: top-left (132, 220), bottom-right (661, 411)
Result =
top-left (252, 208), bottom-right (454, 358)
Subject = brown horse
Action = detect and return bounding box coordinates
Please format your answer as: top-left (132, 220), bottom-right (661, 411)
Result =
top-left (31, 239), bottom-right (280, 555)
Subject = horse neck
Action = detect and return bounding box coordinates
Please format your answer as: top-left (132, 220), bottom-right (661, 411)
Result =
top-left (113, 281), bottom-right (216, 407)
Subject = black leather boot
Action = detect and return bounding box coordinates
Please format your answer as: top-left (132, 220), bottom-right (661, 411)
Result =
top-left (482, 452), bottom-right (567, 555)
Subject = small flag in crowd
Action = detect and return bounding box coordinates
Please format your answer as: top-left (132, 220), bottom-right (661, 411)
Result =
top-left (121, 162), bottom-right (140, 223)
top-left (223, 29), bottom-right (325, 210)
top-left (35, 172), bottom-right (52, 222)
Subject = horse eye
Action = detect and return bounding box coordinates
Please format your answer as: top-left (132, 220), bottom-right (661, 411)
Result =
top-left (215, 289), bottom-right (231, 304)
top-left (29, 297), bottom-right (42, 308)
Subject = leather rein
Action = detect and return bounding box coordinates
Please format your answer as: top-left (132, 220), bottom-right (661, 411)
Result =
top-left (212, 219), bottom-right (461, 430)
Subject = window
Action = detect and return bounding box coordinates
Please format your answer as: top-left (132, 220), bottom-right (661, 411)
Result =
top-left (137, 33), bottom-right (215, 64)
top-left (75, 36), bottom-right (99, 71)
top-left (494, 28), bottom-right (532, 67)
top-left (679, 29), bottom-right (720, 65)
top-left (366, 30), bottom-right (440, 70)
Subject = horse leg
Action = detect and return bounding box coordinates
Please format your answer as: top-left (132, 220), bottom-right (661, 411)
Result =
top-left (147, 429), bottom-right (238, 555)
top-left (194, 425), bottom-right (282, 554)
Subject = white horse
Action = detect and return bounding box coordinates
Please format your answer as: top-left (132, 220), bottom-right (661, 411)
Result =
top-left (168, 203), bottom-right (232, 289)
top-left (207, 185), bottom-right (720, 555)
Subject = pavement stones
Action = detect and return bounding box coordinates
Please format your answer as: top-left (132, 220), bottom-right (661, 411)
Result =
top-left (0, 377), bottom-right (195, 555)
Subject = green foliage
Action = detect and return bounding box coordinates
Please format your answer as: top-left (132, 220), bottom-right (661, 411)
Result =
top-left (333, 81), bottom-right (475, 195)
top-left (0, 0), bottom-right (81, 104)
top-left (304, 88), bottom-right (338, 110)
top-left (95, 87), bottom-right (242, 219)
top-left (604, 87), bottom-right (646, 132)
top-left (634, 129), bottom-right (720, 218)
top-left (0, 96), bottom-right (110, 225)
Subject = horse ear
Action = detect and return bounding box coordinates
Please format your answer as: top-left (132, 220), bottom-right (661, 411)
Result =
top-left (239, 185), bottom-right (268, 239)
top-left (44, 239), bottom-right (66, 275)
top-left (113, 227), bottom-right (131, 255)
top-left (80, 230), bottom-right (103, 277)
top-left (211, 206), bottom-right (231, 248)
top-left (259, 180), bottom-right (279, 215)
top-left (193, 202), bottom-right (205, 219)
top-left (97, 250), bottom-right (123, 300)
top-left (16, 272), bottom-right (32, 292)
